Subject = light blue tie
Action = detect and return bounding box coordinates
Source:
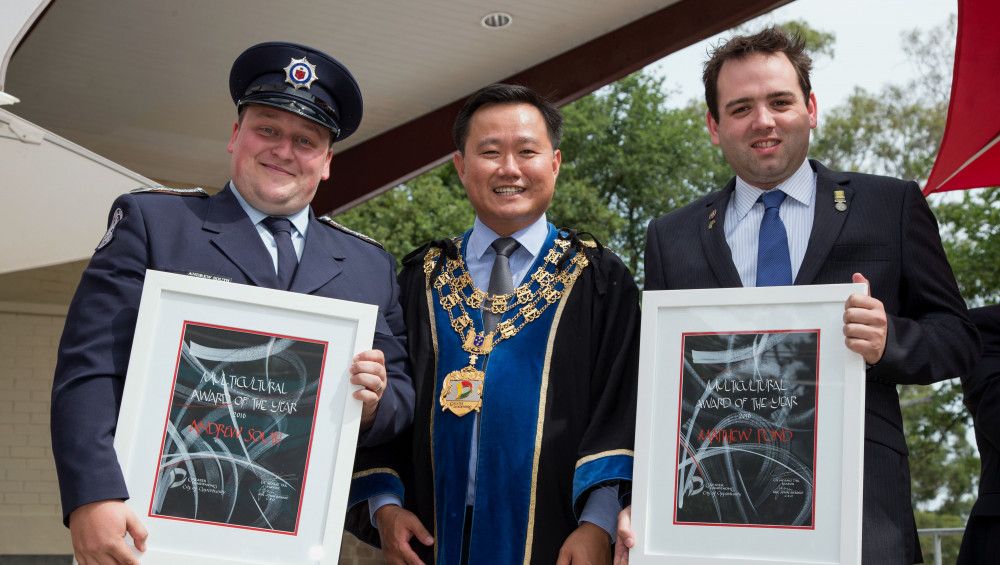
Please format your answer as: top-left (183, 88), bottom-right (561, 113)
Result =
top-left (756, 190), bottom-right (792, 286)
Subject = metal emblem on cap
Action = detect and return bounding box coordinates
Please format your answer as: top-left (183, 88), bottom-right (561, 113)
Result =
top-left (284, 57), bottom-right (318, 90)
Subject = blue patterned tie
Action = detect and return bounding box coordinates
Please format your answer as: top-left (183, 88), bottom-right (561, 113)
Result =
top-left (262, 216), bottom-right (298, 289)
top-left (756, 190), bottom-right (793, 286)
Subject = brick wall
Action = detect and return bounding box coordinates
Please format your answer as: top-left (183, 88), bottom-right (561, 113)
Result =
top-left (0, 301), bottom-right (386, 562)
top-left (0, 303), bottom-right (72, 554)
top-left (0, 261), bottom-right (86, 305)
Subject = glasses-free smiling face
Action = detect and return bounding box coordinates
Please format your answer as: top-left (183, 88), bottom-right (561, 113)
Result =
top-left (453, 103), bottom-right (561, 237)
top-left (227, 105), bottom-right (333, 215)
top-left (706, 52), bottom-right (817, 189)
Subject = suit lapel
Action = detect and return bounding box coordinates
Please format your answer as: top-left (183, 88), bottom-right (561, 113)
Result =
top-left (203, 187), bottom-right (278, 288)
top-left (699, 181), bottom-right (744, 288)
top-left (794, 160), bottom-right (853, 285)
top-left (289, 214), bottom-right (344, 294)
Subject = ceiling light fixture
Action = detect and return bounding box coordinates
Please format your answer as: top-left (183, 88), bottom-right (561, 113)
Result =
top-left (481, 12), bottom-right (512, 29)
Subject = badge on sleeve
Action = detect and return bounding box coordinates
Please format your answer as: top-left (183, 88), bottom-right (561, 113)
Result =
top-left (284, 57), bottom-right (318, 90)
top-left (96, 207), bottom-right (124, 251)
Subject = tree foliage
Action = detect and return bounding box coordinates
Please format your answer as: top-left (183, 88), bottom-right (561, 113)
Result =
top-left (934, 187), bottom-right (1000, 306)
top-left (334, 164), bottom-right (472, 263)
top-left (811, 84), bottom-right (947, 181)
top-left (559, 74), bottom-right (730, 276)
top-left (776, 19), bottom-right (836, 59)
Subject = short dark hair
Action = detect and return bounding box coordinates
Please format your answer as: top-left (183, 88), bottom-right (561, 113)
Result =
top-left (703, 26), bottom-right (813, 122)
top-left (452, 83), bottom-right (563, 153)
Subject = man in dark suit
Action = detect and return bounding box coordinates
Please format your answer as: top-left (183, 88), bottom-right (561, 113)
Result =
top-left (958, 305), bottom-right (1000, 564)
top-left (615, 27), bottom-right (979, 565)
top-left (50, 42), bottom-right (413, 564)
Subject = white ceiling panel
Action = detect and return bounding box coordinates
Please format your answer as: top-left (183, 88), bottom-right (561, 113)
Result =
top-left (7, 0), bottom-right (675, 189)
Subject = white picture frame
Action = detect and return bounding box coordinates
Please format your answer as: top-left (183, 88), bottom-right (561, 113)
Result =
top-left (631, 284), bottom-right (866, 565)
top-left (109, 270), bottom-right (375, 565)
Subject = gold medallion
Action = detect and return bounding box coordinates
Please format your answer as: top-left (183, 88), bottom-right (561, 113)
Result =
top-left (425, 236), bottom-right (591, 418)
top-left (440, 365), bottom-right (485, 416)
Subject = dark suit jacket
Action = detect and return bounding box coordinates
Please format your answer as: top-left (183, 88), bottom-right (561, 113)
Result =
top-left (645, 160), bottom-right (980, 564)
top-left (51, 186), bottom-right (413, 523)
top-left (958, 305), bottom-right (1000, 563)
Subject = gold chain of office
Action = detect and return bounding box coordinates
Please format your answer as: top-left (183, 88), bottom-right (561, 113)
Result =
top-left (424, 237), bottom-right (591, 359)
top-left (426, 236), bottom-right (592, 416)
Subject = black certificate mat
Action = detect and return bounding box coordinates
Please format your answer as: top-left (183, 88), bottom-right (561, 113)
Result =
top-left (673, 330), bottom-right (819, 529)
top-left (148, 322), bottom-right (328, 534)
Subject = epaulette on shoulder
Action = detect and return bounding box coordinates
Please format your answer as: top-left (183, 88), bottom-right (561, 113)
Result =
top-left (130, 185), bottom-right (209, 197)
top-left (317, 215), bottom-right (384, 249)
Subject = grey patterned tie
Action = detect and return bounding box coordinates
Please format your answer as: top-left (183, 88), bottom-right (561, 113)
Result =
top-left (482, 237), bottom-right (521, 333)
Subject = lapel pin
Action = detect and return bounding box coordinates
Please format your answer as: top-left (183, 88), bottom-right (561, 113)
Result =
top-left (708, 219), bottom-right (716, 230)
top-left (708, 208), bottom-right (717, 229)
top-left (834, 190), bottom-right (848, 212)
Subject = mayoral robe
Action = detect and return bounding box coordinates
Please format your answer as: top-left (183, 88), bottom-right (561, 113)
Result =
top-left (347, 226), bottom-right (640, 564)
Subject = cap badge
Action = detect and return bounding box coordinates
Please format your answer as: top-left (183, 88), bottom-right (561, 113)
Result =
top-left (284, 57), bottom-right (318, 90)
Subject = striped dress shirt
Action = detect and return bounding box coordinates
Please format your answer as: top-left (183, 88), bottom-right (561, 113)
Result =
top-left (724, 159), bottom-right (817, 287)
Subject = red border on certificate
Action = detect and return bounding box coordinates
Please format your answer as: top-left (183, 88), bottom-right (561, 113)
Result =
top-left (145, 320), bottom-right (330, 536)
top-left (672, 328), bottom-right (820, 530)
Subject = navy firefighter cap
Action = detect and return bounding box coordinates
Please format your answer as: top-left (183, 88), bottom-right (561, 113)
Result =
top-left (229, 42), bottom-right (363, 141)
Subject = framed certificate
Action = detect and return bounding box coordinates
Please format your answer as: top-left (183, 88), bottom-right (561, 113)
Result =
top-left (111, 270), bottom-right (375, 564)
top-left (631, 284), bottom-right (866, 565)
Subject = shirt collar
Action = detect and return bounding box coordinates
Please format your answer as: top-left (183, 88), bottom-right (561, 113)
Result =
top-left (229, 181), bottom-right (310, 237)
top-left (731, 159), bottom-right (816, 222)
top-left (467, 214), bottom-right (549, 262)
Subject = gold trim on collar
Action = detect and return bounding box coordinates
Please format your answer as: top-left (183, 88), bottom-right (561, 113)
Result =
top-left (425, 262), bottom-right (442, 565)
top-left (574, 449), bottom-right (635, 469)
top-left (351, 467), bottom-right (401, 480)
top-left (522, 268), bottom-right (580, 565)
top-left (427, 241), bottom-right (588, 418)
